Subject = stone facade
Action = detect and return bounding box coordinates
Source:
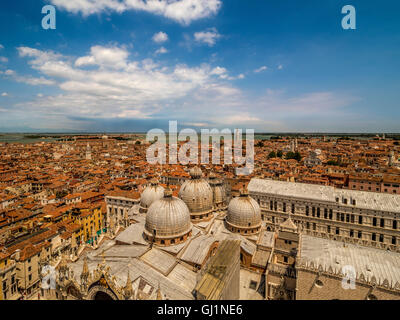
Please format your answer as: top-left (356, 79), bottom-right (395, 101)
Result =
top-left (249, 179), bottom-right (400, 252)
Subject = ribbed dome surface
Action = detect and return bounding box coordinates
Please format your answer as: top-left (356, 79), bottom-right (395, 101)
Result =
top-left (145, 195), bottom-right (192, 238)
top-left (213, 184), bottom-right (227, 204)
top-left (227, 194), bottom-right (261, 228)
top-left (179, 170), bottom-right (213, 213)
top-left (140, 183), bottom-right (164, 209)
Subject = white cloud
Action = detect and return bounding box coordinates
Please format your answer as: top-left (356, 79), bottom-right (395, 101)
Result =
top-left (12, 45), bottom-right (243, 123)
top-left (210, 66), bottom-right (227, 76)
top-left (209, 67), bottom-right (244, 80)
top-left (4, 70), bottom-right (14, 76)
top-left (194, 28), bottom-right (221, 46)
top-left (155, 47), bottom-right (168, 55)
top-left (1, 92), bottom-right (8, 97)
top-left (0, 44), bottom-right (3, 50)
top-left (7, 44), bottom-right (358, 131)
top-left (75, 45), bottom-right (129, 69)
top-left (50, 0), bottom-right (222, 25)
top-left (152, 31), bottom-right (168, 43)
top-left (278, 64), bottom-right (283, 70)
top-left (224, 114), bottom-right (262, 124)
top-left (182, 122), bottom-right (210, 127)
top-left (0, 57), bottom-right (8, 63)
top-left (18, 77), bottom-right (55, 86)
top-left (0, 67), bottom-right (55, 86)
top-left (254, 66), bottom-right (267, 73)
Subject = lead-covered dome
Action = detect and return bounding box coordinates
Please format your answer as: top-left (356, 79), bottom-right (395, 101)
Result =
top-left (179, 166), bottom-right (214, 222)
top-left (226, 189), bottom-right (262, 235)
top-left (208, 173), bottom-right (227, 210)
top-left (144, 188), bottom-right (192, 246)
top-left (140, 178), bottom-right (164, 213)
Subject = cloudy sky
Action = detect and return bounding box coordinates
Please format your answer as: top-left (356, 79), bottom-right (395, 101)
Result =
top-left (0, 0), bottom-right (399, 133)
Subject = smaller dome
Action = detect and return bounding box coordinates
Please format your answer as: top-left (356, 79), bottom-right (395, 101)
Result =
top-left (208, 173), bottom-right (227, 209)
top-left (140, 180), bottom-right (164, 211)
top-left (226, 190), bottom-right (261, 234)
top-left (179, 166), bottom-right (214, 221)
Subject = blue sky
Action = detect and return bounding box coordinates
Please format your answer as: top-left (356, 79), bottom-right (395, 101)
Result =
top-left (0, 0), bottom-right (399, 133)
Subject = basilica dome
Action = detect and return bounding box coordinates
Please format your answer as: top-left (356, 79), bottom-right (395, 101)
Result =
top-left (178, 166), bottom-right (214, 222)
top-left (208, 172), bottom-right (228, 210)
top-left (144, 188), bottom-right (192, 246)
top-left (226, 189), bottom-right (262, 235)
top-left (140, 178), bottom-right (164, 213)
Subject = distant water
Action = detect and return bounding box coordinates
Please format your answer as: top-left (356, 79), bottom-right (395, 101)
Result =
top-left (0, 134), bottom-right (57, 144)
top-left (0, 132), bottom-right (387, 144)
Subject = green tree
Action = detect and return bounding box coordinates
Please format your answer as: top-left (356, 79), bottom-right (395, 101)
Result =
top-left (268, 151), bottom-right (276, 159)
top-left (277, 150), bottom-right (283, 158)
top-left (327, 160), bottom-right (340, 166)
top-left (286, 151), bottom-right (295, 159)
top-left (285, 151), bottom-right (301, 162)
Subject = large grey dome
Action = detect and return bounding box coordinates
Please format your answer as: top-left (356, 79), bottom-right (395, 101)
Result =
top-left (140, 179), bottom-right (164, 211)
top-left (178, 166), bottom-right (214, 220)
top-left (145, 189), bottom-right (192, 241)
top-left (226, 190), bottom-right (261, 234)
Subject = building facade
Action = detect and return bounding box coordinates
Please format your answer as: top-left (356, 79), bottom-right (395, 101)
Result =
top-left (248, 179), bottom-right (400, 253)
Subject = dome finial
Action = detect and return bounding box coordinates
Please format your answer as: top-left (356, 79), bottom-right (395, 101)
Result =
top-left (239, 187), bottom-right (249, 197)
top-left (189, 166), bottom-right (202, 179)
top-left (164, 187), bottom-right (173, 198)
